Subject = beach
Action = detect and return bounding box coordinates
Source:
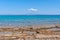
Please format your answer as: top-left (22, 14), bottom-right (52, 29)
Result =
top-left (0, 25), bottom-right (60, 40)
top-left (0, 15), bottom-right (60, 40)
top-left (0, 0), bottom-right (60, 40)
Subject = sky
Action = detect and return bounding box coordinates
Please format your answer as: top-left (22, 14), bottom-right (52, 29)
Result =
top-left (0, 0), bottom-right (60, 15)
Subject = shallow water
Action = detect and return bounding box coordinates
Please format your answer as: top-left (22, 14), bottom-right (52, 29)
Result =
top-left (0, 15), bottom-right (60, 27)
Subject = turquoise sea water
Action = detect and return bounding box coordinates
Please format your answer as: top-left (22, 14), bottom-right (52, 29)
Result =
top-left (0, 15), bottom-right (60, 27)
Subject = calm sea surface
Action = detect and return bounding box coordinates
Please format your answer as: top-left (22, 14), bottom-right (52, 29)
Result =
top-left (0, 15), bottom-right (60, 27)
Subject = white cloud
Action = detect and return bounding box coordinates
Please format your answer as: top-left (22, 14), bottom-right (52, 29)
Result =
top-left (27, 8), bottom-right (39, 12)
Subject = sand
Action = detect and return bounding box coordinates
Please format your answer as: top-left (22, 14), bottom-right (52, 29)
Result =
top-left (0, 25), bottom-right (60, 40)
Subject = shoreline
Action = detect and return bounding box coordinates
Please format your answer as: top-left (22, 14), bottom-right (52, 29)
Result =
top-left (0, 25), bottom-right (60, 40)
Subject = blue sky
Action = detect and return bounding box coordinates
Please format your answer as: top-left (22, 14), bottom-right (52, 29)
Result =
top-left (0, 0), bottom-right (60, 15)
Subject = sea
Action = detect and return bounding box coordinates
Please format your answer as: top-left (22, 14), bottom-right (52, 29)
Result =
top-left (0, 15), bottom-right (60, 27)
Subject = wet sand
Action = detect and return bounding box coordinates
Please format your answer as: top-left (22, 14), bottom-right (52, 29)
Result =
top-left (0, 25), bottom-right (60, 40)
